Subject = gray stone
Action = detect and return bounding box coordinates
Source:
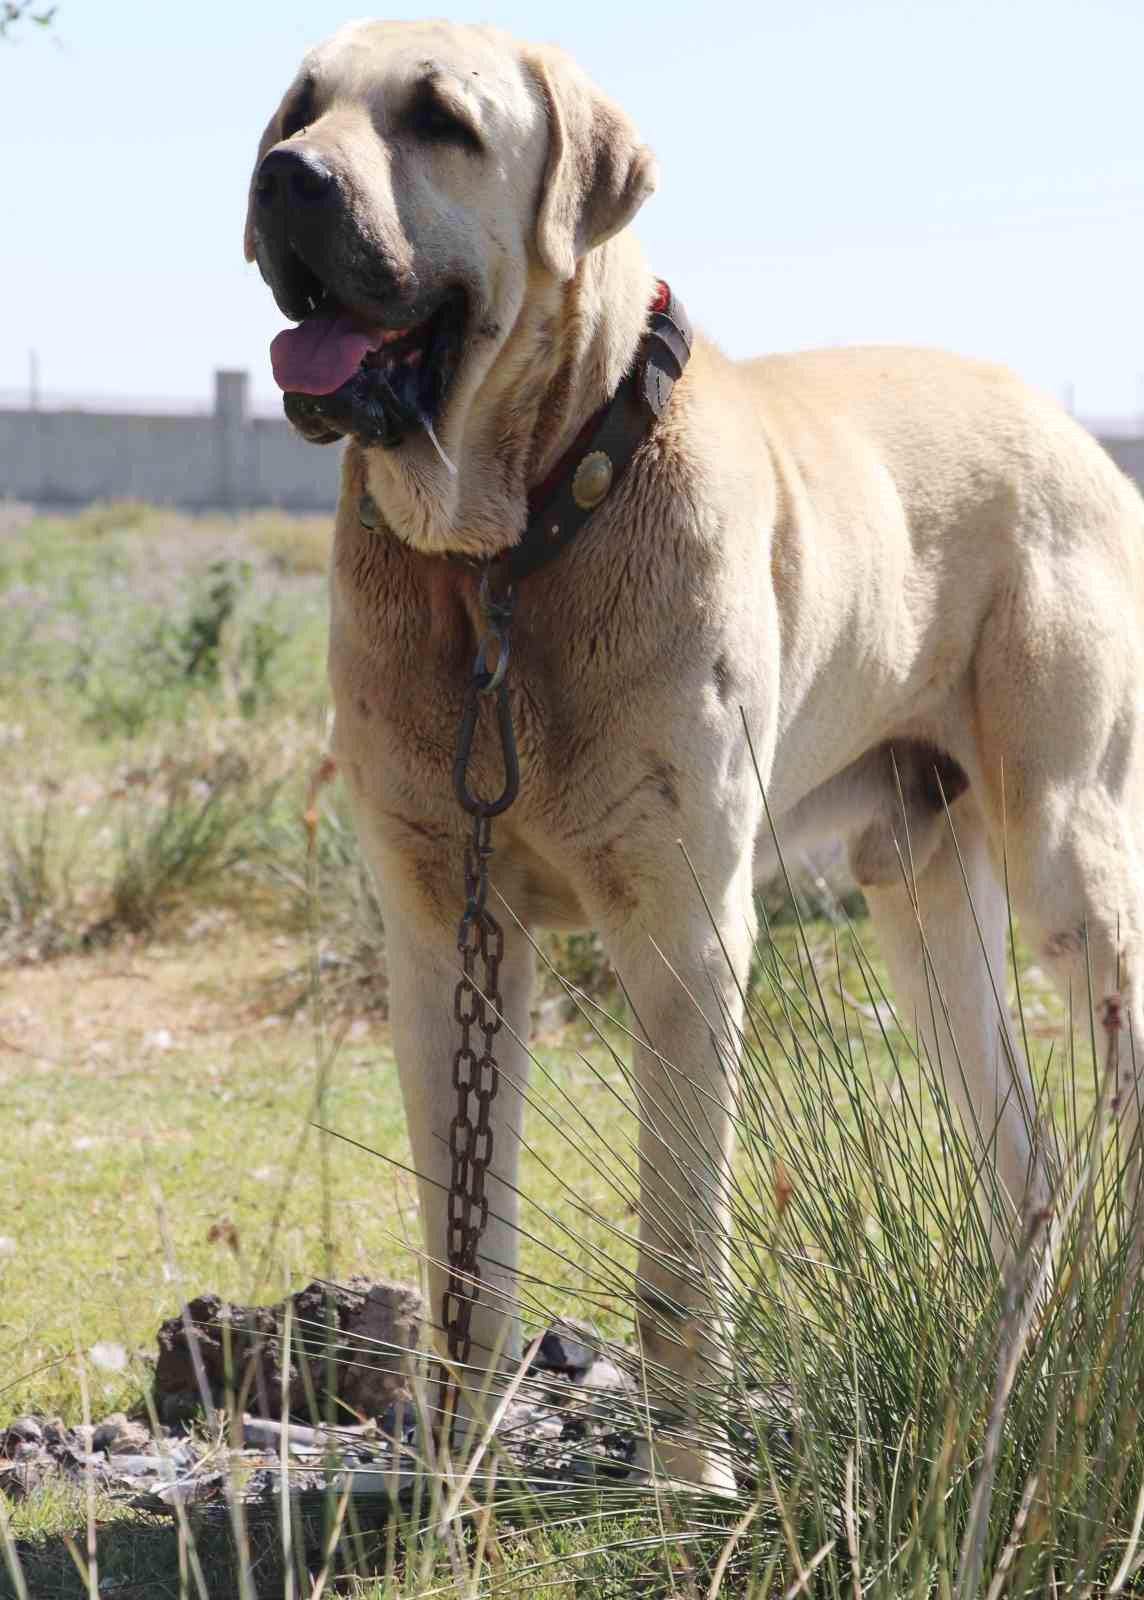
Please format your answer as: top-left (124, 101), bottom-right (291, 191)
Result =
top-left (573, 1356), bottom-right (636, 1422)
top-left (92, 1413), bottom-right (153, 1456)
top-left (580, 1356), bottom-right (633, 1394)
top-left (338, 1280), bottom-right (423, 1415)
top-left (529, 1318), bottom-right (602, 1377)
top-left (0, 1454), bottom-right (50, 1500)
top-left (1, 1416), bottom-right (43, 1453)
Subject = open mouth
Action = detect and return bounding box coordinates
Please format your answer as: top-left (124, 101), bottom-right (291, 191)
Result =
top-left (267, 253), bottom-right (467, 450)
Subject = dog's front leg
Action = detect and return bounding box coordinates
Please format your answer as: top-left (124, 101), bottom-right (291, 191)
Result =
top-left (600, 852), bottom-right (757, 1494)
top-left (383, 906), bottom-right (535, 1446)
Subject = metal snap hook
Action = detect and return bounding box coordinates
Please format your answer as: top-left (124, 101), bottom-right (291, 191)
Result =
top-left (474, 627), bottom-right (510, 695)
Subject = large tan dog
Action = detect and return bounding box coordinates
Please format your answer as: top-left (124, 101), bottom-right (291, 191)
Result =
top-left (246, 20), bottom-right (1144, 1489)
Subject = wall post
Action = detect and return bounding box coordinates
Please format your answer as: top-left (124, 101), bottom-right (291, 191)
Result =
top-left (214, 369), bottom-right (252, 508)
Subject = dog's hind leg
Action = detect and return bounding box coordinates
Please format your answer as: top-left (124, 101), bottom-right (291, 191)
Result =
top-left (997, 798), bottom-right (1144, 1197)
top-left (857, 801), bottom-right (1053, 1262)
top-left (972, 546), bottom-right (1144, 1214)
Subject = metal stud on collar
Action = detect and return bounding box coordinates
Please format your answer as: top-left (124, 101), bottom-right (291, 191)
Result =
top-left (571, 450), bottom-right (614, 510)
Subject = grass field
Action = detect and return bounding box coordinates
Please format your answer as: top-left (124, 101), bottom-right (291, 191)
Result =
top-left (2, 501), bottom-right (1141, 1598)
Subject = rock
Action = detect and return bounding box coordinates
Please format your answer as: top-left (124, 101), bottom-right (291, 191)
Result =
top-left (337, 1281), bottom-right (423, 1415)
top-left (153, 1293), bottom-right (278, 1425)
top-left (92, 1454), bottom-right (170, 1480)
top-left (91, 1413), bottom-right (153, 1456)
top-left (1, 1416), bottom-right (43, 1453)
top-left (528, 1317), bottom-right (601, 1378)
top-left (238, 1416), bottom-right (326, 1453)
top-left (278, 1276), bottom-right (422, 1418)
top-left (579, 1356), bottom-right (633, 1395)
top-left (502, 1399), bottom-right (566, 1444)
top-left (239, 1413), bottom-right (382, 1454)
top-left (0, 1455), bottom-right (49, 1500)
top-left (574, 1356), bottom-right (636, 1421)
top-left (1, 1322), bottom-right (651, 1516)
top-left (153, 1278), bottom-right (423, 1427)
top-left (728, 1383), bottom-right (801, 1479)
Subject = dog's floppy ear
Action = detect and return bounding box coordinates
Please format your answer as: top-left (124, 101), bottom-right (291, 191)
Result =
top-left (243, 108), bottom-right (284, 263)
top-left (526, 47), bottom-right (658, 281)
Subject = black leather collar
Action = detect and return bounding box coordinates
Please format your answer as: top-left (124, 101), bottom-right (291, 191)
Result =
top-left (487, 280), bottom-right (691, 587)
top-left (358, 281), bottom-right (692, 587)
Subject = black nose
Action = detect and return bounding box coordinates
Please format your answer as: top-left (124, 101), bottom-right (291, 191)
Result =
top-left (255, 145), bottom-right (335, 212)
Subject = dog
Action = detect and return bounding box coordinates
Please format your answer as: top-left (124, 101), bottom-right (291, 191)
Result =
top-left (245, 20), bottom-right (1144, 1490)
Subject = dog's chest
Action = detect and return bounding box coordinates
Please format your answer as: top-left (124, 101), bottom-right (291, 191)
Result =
top-left (330, 526), bottom-right (623, 814)
top-left (327, 509), bottom-right (716, 917)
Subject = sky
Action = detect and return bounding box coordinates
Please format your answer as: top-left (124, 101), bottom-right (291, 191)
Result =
top-left (2, 0), bottom-right (1143, 424)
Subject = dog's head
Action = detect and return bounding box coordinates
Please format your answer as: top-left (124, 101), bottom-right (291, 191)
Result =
top-left (244, 21), bottom-right (656, 481)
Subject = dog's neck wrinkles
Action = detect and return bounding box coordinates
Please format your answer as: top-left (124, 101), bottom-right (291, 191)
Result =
top-left (525, 237), bottom-right (658, 487)
top-left (356, 232), bottom-right (656, 563)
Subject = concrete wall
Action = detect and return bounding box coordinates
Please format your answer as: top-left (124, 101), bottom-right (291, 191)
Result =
top-left (1, 368), bottom-right (1142, 512)
top-left (0, 371), bottom-right (343, 511)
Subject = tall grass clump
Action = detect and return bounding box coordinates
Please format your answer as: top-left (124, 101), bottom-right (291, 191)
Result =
top-left (341, 877), bottom-right (1138, 1599)
top-left (697, 912), bottom-right (1144, 1597)
top-left (100, 758), bottom-right (265, 936)
top-left (0, 808), bottom-right (76, 960)
top-left (0, 505), bottom-right (334, 962)
top-left (515, 889), bottom-right (1144, 1597)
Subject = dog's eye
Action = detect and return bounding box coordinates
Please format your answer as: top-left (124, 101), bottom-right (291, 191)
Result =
top-left (282, 78), bottom-right (315, 141)
top-left (407, 85), bottom-right (482, 154)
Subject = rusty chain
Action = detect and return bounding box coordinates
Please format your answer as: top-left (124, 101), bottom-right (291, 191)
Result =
top-left (442, 575), bottom-right (519, 1391)
top-left (442, 811), bottom-right (503, 1371)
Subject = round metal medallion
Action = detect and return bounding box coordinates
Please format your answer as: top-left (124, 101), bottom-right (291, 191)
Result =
top-left (571, 450), bottom-right (614, 510)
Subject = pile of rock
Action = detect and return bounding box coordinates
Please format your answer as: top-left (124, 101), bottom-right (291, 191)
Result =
top-left (0, 1412), bottom-right (197, 1505)
top-left (1, 1281), bottom-right (646, 1516)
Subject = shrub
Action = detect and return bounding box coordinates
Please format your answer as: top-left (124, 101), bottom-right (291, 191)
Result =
top-left (99, 759), bottom-right (263, 937)
top-left (247, 511), bottom-right (333, 576)
top-left (0, 808), bottom-right (74, 960)
top-left (71, 500), bottom-right (161, 538)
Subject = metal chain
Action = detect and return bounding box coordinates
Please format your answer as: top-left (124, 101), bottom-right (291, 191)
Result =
top-left (443, 574), bottom-right (519, 1387)
top-left (442, 809), bottom-right (504, 1370)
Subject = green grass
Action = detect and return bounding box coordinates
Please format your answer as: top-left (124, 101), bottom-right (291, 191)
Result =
top-left (0, 937), bottom-right (647, 1422)
top-left (2, 502), bottom-right (1142, 1597)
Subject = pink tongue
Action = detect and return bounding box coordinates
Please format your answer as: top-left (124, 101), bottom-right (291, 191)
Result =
top-left (270, 308), bottom-right (385, 395)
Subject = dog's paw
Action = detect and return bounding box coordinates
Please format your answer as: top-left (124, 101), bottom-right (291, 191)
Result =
top-left (630, 1433), bottom-right (738, 1498)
